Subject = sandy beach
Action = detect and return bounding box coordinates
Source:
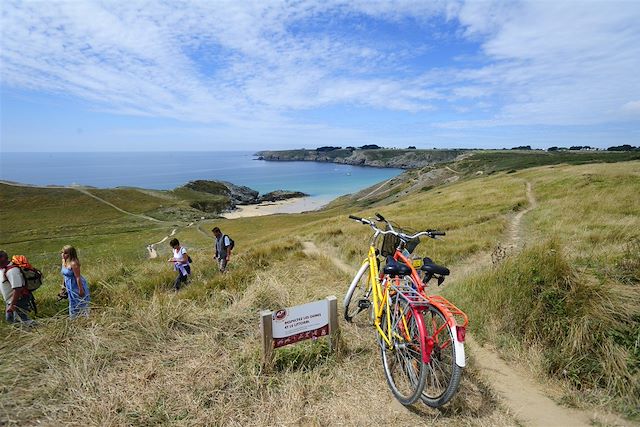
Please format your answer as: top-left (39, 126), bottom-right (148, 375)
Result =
top-left (221, 196), bottom-right (332, 219)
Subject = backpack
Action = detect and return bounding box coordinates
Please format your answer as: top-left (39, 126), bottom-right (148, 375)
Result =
top-left (6, 256), bottom-right (43, 292)
top-left (225, 235), bottom-right (235, 251)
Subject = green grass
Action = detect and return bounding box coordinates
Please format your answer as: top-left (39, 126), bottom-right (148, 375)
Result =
top-left (455, 150), bottom-right (640, 175)
top-left (445, 240), bottom-right (639, 416)
top-left (1, 159), bottom-right (639, 424)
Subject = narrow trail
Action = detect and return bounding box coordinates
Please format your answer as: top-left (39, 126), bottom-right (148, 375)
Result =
top-left (444, 166), bottom-right (461, 174)
top-left (146, 228), bottom-right (179, 258)
top-left (302, 242), bottom-right (352, 274)
top-left (73, 188), bottom-right (162, 223)
top-left (461, 182), bottom-right (626, 426)
top-left (505, 181), bottom-right (537, 251)
top-left (357, 179), bottom-right (393, 201)
top-left (305, 181), bottom-right (624, 426)
top-left (2, 180), bottom-right (180, 258)
top-left (1, 180), bottom-right (162, 223)
top-left (196, 222), bottom-right (211, 239)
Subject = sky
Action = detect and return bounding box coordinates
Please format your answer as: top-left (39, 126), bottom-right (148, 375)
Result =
top-left (1, 0), bottom-right (639, 152)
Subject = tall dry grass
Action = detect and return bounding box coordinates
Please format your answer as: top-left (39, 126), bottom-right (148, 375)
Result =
top-left (445, 240), bottom-right (639, 415)
top-left (0, 238), bottom-right (512, 426)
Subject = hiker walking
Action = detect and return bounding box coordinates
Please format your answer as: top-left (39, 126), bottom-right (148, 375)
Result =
top-left (60, 245), bottom-right (90, 318)
top-left (0, 250), bottom-right (34, 325)
top-left (168, 238), bottom-right (190, 291)
top-left (212, 227), bottom-right (233, 273)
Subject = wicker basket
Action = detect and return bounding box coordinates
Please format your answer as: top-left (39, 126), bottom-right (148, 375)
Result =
top-left (379, 223), bottom-right (420, 257)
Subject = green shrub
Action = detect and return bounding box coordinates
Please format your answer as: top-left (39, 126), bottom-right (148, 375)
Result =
top-left (446, 240), bottom-right (640, 412)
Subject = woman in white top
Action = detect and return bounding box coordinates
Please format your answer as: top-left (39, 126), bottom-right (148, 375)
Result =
top-left (168, 238), bottom-right (190, 291)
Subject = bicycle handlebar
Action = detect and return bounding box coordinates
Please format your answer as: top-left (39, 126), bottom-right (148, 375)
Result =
top-left (348, 214), bottom-right (445, 240)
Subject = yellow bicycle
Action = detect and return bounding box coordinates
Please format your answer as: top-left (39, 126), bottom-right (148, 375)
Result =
top-left (344, 213), bottom-right (467, 407)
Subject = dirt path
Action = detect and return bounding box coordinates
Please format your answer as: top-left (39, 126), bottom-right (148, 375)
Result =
top-left (196, 222), bottom-right (211, 239)
top-left (1, 180), bottom-right (162, 223)
top-left (450, 182), bottom-right (594, 426)
top-left (146, 228), bottom-right (180, 258)
top-left (444, 166), bottom-right (461, 174)
top-left (357, 179), bottom-right (393, 201)
top-left (505, 181), bottom-right (537, 251)
top-left (304, 181), bottom-right (626, 426)
top-left (75, 188), bottom-right (162, 223)
top-left (302, 242), bottom-right (352, 274)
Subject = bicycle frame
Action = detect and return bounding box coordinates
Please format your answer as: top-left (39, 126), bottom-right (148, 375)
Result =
top-left (346, 214), bottom-right (467, 368)
top-left (393, 250), bottom-right (467, 367)
top-left (346, 213), bottom-right (468, 406)
top-left (350, 242), bottom-right (431, 363)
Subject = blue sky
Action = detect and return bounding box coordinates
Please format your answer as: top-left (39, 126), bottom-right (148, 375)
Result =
top-left (1, 0), bottom-right (639, 152)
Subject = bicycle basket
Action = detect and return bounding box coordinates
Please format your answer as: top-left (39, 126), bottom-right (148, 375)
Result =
top-left (380, 223), bottom-right (420, 257)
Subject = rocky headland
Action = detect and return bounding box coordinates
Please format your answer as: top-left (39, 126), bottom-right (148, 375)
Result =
top-left (255, 148), bottom-right (467, 169)
top-left (181, 179), bottom-right (308, 214)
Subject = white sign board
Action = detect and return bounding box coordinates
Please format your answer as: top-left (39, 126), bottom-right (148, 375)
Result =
top-left (271, 299), bottom-right (329, 348)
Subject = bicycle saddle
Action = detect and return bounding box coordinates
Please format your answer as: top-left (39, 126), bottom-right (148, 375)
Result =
top-left (383, 258), bottom-right (412, 277)
top-left (420, 257), bottom-right (450, 276)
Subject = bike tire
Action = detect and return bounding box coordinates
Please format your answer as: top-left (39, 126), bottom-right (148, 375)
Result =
top-left (380, 294), bottom-right (428, 405)
top-left (344, 262), bottom-right (372, 323)
top-left (420, 305), bottom-right (463, 407)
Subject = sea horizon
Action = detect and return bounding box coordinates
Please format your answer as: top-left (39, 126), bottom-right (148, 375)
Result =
top-left (0, 151), bottom-right (402, 204)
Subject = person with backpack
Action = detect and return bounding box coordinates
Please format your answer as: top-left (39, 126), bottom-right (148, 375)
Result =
top-left (168, 238), bottom-right (191, 291)
top-left (0, 250), bottom-right (34, 325)
top-left (60, 245), bottom-right (90, 318)
top-left (212, 227), bottom-right (234, 273)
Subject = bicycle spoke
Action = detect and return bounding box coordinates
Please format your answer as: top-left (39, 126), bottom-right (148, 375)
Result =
top-left (380, 294), bottom-right (427, 405)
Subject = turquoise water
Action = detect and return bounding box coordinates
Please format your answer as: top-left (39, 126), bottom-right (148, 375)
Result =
top-left (0, 152), bottom-right (401, 199)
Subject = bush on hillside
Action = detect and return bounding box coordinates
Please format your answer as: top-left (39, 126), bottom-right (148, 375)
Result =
top-left (446, 240), bottom-right (640, 412)
top-left (184, 180), bottom-right (230, 195)
top-left (607, 144), bottom-right (639, 151)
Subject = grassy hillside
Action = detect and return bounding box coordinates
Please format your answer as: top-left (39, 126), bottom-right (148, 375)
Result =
top-left (1, 159), bottom-right (638, 424)
top-left (445, 162), bottom-right (640, 415)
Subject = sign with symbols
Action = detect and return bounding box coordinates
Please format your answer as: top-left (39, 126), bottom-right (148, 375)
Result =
top-left (271, 299), bottom-right (329, 348)
top-left (260, 296), bottom-right (339, 368)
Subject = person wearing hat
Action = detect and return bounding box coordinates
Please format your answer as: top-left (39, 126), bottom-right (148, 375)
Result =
top-left (0, 250), bottom-right (33, 324)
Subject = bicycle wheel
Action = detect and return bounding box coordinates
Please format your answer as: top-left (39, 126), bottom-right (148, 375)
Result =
top-left (380, 294), bottom-right (428, 405)
top-left (344, 262), bottom-right (372, 323)
top-left (420, 305), bottom-right (463, 407)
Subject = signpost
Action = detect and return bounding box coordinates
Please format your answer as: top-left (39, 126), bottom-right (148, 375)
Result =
top-left (260, 296), bottom-right (339, 368)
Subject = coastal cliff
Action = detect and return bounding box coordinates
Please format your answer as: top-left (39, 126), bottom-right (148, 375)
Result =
top-left (255, 148), bottom-right (467, 169)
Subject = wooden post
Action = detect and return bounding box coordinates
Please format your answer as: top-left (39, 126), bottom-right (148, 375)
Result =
top-left (260, 310), bottom-right (274, 370)
top-left (326, 296), bottom-right (339, 353)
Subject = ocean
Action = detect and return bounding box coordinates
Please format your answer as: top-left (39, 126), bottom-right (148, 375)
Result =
top-left (0, 151), bottom-right (401, 205)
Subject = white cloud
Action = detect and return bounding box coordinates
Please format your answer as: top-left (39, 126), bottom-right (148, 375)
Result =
top-left (1, 0), bottom-right (639, 146)
top-left (438, 0), bottom-right (640, 128)
top-left (622, 100), bottom-right (640, 114)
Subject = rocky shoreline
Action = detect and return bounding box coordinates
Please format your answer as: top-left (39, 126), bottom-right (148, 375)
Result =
top-left (182, 179), bottom-right (309, 214)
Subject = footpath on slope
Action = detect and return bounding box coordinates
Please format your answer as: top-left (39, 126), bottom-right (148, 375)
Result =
top-left (1, 180), bottom-right (161, 222)
top-left (303, 181), bottom-right (629, 427)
